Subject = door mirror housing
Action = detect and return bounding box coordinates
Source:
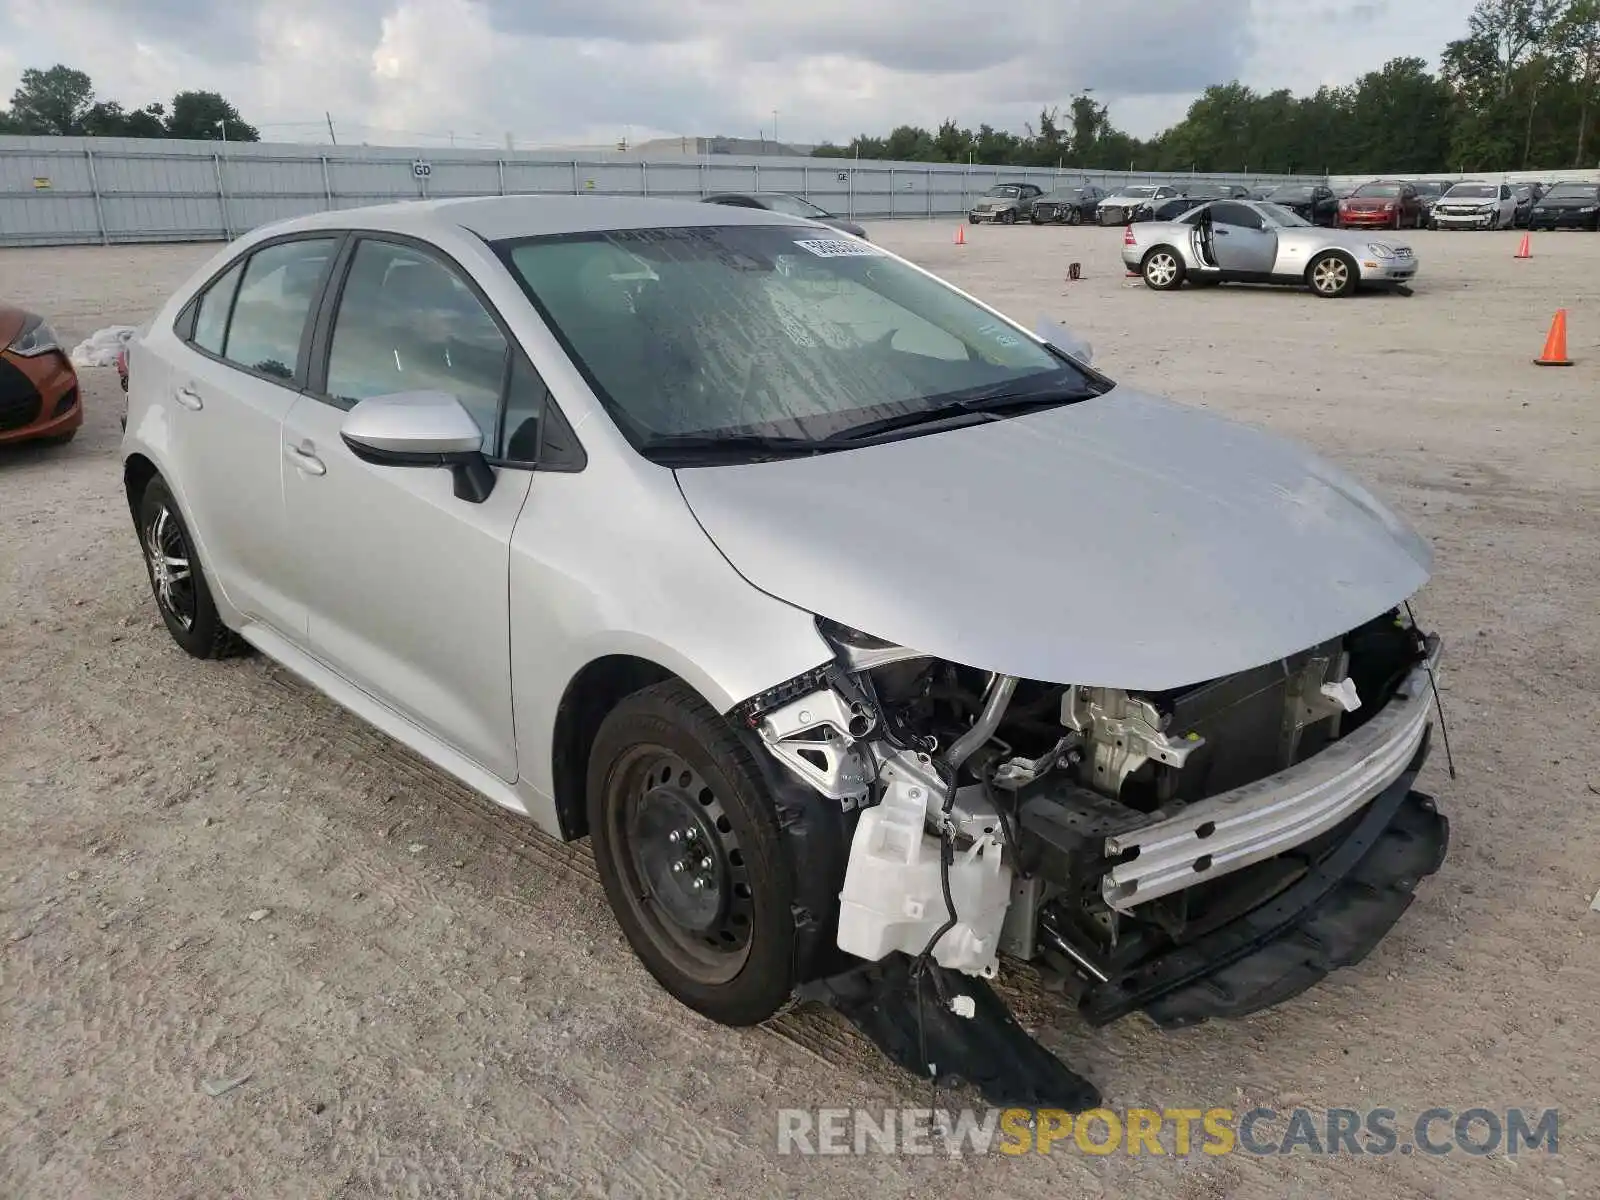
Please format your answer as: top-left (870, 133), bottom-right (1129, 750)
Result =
top-left (339, 390), bottom-right (496, 503)
top-left (1035, 317), bottom-right (1094, 367)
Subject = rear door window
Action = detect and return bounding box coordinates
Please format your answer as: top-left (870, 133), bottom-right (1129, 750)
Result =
top-left (192, 261), bottom-right (243, 355)
top-left (223, 239), bottom-right (337, 380)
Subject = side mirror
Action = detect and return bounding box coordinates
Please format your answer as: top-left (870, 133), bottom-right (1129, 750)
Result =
top-left (340, 390), bottom-right (495, 503)
top-left (1035, 317), bottom-right (1094, 368)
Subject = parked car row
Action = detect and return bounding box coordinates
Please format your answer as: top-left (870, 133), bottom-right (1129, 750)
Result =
top-left (965, 176), bottom-right (1599, 234)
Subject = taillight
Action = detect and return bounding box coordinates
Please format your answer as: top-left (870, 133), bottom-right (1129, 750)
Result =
top-left (1123, 226), bottom-right (1136, 245)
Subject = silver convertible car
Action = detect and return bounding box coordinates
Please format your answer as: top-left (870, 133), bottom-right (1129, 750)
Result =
top-left (1123, 199), bottom-right (1419, 297)
top-left (122, 196), bottom-right (1447, 1106)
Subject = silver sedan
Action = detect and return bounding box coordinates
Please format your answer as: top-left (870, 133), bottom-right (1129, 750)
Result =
top-left (119, 195), bottom-right (1444, 1103)
top-left (1122, 199), bottom-right (1419, 297)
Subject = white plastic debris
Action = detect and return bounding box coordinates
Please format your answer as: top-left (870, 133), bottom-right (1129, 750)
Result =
top-left (202, 1072), bottom-right (252, 1097)
top-left (949, 994), bottom-right (976, 1019)
top-left (1320, 678), bottom-right (1363, 713)
top-left (69, 325), bottom-right (137, 368)
top-left (246, 908), bottom-right (270, 922)
top-left (1590, 890), bottom-right (1600, 914)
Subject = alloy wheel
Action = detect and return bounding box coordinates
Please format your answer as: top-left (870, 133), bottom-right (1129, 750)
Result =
top-left (144, 504), bottom-right (196, 630)
top-left (1311, 256), bottom-right (1350, 296)
top-left (1145, 252), bottom-right (1179, 288)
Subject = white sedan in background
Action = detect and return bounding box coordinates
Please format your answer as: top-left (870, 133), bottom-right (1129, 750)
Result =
top-left (1430, 181), bottom-right (1518, 230)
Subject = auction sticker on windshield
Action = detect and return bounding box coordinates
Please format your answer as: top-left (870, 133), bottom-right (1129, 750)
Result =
top-left (793, 238), bottom-right (881, 257)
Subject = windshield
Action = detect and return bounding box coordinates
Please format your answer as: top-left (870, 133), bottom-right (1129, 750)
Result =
top-left (1413, 182), bottom-right (1443, 196)
top-left (985, 185), bottom-right (1020, 198)
top-left (496, 226), bottom-right (1098, 460)
top-left (1259, 203), bottom-right (1313, 228)
top-left (1119, 186), bottom-right (1158, 198)
top-left (1445, 184), bottom-right (1497, 199)
top-left (1046, 190), bottom-right (1084, 201)
top-left (1544, 182), bottom-right (1599, 199)
top-left (761, 194), bottom-right (831, 219)
top-left (1352, 182), bottom-right (1402, 197)
top-left (1267, 186), bottom-right (1313, 201)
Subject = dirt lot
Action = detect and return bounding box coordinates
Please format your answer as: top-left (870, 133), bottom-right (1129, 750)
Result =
top-left (2, 223), bottom-right (1597, 1199)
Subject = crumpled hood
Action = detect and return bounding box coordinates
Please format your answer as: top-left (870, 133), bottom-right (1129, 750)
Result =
top-left (675, 388), bottom-right (1432, 691)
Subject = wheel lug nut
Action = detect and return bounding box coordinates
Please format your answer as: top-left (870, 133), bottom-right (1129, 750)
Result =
top-left (671, 860), bottom-right (686, 874)
top-left (691, 877), bottom-right (708, 891)
top-left (668, 830), bottom-right (682, 844)
top-left (699, 856), bottom-right (713, 871)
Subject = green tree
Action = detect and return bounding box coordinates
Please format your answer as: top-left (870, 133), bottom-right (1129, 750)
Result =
top-left (933, 119), bottom-right (973, 162)
top-left (165, 90), bottom-right (259, 141)
top-left (6, 64), bottom-right (95, 134)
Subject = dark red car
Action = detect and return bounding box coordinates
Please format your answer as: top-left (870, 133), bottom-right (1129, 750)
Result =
top-left (1337, 180), bottom-right (1425, 230)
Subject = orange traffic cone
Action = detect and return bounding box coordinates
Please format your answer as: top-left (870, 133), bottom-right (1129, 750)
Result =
top-left (955, 225), bottom-right (966, 245)
top-left (1534, 309), bottom-right (1572, 366)
top-left (1515, 232), bottom-right (1532, 259)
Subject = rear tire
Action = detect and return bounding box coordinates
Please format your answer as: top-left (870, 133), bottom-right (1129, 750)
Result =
top-left (137, 477), bottom-right (250, 659)
top-left (1307, 251), bottom-right (1358, 298)
top-left (588, 681), bottom-right (799, 1026)
top-left (1141, 247), bottom-right (1185, 291)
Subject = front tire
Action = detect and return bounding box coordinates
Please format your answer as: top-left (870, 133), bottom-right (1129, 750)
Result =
top-left (1141, 247), bottom-right (1185, 290)
top-left (588, 681), bottom-right (798, 1026)
top-left (999, 209), bottom-right (1016, 225)
top-left (137, 477), bottom-right (249, 659)
top-left (1068, 208), bottom-right (1083, 226)
top-left (1308, 251), bottom-right (1358, 298)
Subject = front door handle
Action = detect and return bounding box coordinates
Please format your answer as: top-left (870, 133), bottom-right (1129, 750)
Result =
top-left (174, 386), bottom-right (203, 411)
top-left (285, 443), bottom-right (326, 477)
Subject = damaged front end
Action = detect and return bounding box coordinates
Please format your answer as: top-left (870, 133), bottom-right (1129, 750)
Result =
top-left (739, 608), bottom-right (1449, 1102)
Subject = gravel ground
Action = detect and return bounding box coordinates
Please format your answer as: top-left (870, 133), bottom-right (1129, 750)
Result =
top-left (1, 223), bottom-right (1597, 1199)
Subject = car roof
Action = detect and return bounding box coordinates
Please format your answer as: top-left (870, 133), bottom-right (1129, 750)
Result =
top-left (246, 194), bottom-right (814, 243)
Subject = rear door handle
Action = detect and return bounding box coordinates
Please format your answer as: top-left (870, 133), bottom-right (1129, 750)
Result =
top-left (285, 443), bottom-right (326, 477)
top-left (174, 386), bottom-right (203, 411)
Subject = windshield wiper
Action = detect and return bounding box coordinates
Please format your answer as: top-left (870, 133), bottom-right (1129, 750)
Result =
top-left (821, 388), bottom-right (1100, 443)
top-left (636, 433), bottom-right (827, 464)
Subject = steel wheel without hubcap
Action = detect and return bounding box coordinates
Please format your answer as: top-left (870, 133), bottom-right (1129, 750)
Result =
top-left (606, 747), bottom-right (754, 984)
top-left (1310, 255), bottom-right (1353, 297)
top-left (144, 504), bottom-right (196, 631)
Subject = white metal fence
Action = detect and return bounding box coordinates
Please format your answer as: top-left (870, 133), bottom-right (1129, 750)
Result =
top-left (0, 136), bottom-right (1306, 248)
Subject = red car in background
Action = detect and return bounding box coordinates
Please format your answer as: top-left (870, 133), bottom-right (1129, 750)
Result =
top-left (0, 303), bottom-right (81, 448)
top-left (1337, 180), bottom-right (1425, 230)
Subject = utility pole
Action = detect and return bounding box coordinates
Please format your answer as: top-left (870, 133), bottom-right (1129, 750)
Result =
top-left (326, 112), bottom-right (338, 145)
top-left (219, 117), bottom-right (228, 143)
top-left (772, 108), bottom-right (779, 147)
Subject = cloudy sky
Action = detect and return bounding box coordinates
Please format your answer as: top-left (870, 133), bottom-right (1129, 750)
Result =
top-left (1, 0), bottom-right (1481, 149)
